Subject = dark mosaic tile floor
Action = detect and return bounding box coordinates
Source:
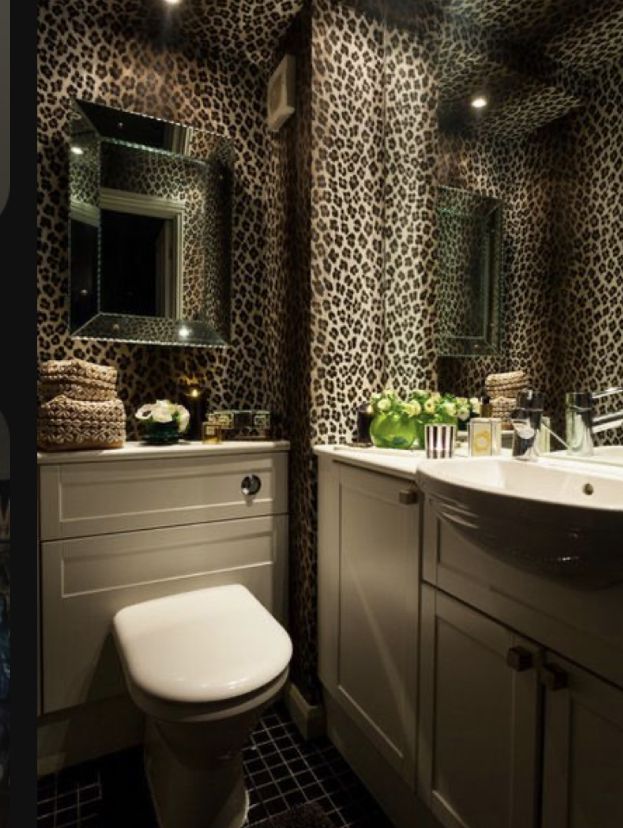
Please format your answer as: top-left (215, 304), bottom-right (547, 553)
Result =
top-left (37, 704), bottom-right (393, 828)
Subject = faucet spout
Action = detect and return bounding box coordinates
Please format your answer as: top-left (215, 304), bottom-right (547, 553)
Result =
top-left (593, 410), bottom-right (623, 433)
top-left (565, 388), bottom-right (623, 455)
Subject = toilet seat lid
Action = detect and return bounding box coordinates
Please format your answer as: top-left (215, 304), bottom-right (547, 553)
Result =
top-left (113, 585), bottom-right (292, 704)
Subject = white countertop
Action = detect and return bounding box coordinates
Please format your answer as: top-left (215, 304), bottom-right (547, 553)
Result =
top-left (37, 440), bottom-right (290, 465)
top-left (314, 444), bottom-right (430, 479)
top-left (314, 443), bottom-right (516, 480)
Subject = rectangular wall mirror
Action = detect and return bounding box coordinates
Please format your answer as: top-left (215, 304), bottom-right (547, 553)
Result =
top-left (69, 99), bottom-right (234, 347)
top-left (437, 185), bottom-right (503, 357)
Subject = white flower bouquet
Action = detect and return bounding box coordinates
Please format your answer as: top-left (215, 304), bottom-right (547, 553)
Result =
top-left (135, 399), bottom-right (190, 444)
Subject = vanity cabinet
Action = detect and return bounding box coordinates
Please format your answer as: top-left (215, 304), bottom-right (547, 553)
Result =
top-left (541, 655), bottom-right (623, 828)
top-left (38, 442), bottom-right (289, 771)
top-left (421, 496), bottom-right (623, 828)
top-left (318, 458), bottom-right (420, 784)
top-left (418, 586), bottom-right (540, 828)
top-left (317, 447), bottom-right (623, 828)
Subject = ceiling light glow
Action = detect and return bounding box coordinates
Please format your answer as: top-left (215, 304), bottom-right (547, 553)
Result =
top-left (70, 145), bottom-right (85, 156)
top-left (470, 95), bottom-right (488, 110)
top-left (178, 325), bottom-right (191, 339)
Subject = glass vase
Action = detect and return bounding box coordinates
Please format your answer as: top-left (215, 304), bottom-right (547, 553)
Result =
top-left (142, 421), bottom-right (181, 445)
top-left (370, 413), bottom-right (418, 450)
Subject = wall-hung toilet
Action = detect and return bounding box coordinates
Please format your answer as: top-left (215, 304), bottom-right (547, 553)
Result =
top-left (113, 584), bottom-right (292, 828)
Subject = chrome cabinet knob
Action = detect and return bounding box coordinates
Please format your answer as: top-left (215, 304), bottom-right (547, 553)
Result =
top-left (241, 475), bottom-right (261, 497)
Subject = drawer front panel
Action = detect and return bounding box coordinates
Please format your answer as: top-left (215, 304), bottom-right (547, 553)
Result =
top-left (422, 497), bottom-right (623, 689)
top-left (41, 515), bottom-right (288, 713)
top-left (40, 452), bottom-right (288, 540)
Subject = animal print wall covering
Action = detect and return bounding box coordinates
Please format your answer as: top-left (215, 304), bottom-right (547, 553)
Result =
top-left (436, 126), bottom-right (560, 411)
top-left (275, 8), bottom-right (315, 702)
top-left (548, 59), bottom-right (623, 444)
top-left (383, 10), bottom-right (441, 395)
top-left (99, 140), bottom-right (229, 328)
top-left (387, 0), bottom-right (623, 444)
top-left (309, 0), bottom-right (387, 445)
top-left (38, 0), bottom-right (290, 440)
top-left (38, 0), bottom-right (623, 711)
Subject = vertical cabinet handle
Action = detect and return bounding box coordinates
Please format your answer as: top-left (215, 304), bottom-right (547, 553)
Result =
top-left (399, 489), bottom-right (418, 505)
top-left (506, 646), bottom-right (534, 672)
top-left (541, 663), bottom-right (569, 691)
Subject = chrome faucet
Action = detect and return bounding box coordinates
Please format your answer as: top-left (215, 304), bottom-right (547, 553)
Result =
top-left (565, 388), bottom-right (623, 456)
top-left (511, 389), bottom-right (544, 461)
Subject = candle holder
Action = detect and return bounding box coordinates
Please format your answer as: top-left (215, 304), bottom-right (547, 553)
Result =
top-left (179, 383), bottom-right (207, 441)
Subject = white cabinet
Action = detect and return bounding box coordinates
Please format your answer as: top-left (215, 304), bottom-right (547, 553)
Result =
top-left (316, 448), bottom-right (623, 828)
top-left (38, 445), bottom-right (289, 715)
top-left (41, 515), bottom-right (288, 712)
top-left (40, 451), bottom-right (287, 540)
top-left (419, 587), bottom-right (623, 828)
top-left (419, 586), bottom-right (540, 828)
top-left (318, 459), bottom-right (420, 784)
top-left (542, 655), bottom-right (623, 828)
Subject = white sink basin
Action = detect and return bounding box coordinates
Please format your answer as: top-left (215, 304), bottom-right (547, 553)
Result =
top-left (416, 457), bottom-right (623, 589)
top-left (547, 446), bottom-right (623, 469)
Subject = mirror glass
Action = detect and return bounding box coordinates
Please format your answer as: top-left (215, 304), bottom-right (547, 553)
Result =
top-left (437, 185), bottom-right (502, 357)
top-left (69, 99), bottom-right (234, 347)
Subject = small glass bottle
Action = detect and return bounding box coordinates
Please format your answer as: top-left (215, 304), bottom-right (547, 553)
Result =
top-left (469, 417), bottom-right (502, 456)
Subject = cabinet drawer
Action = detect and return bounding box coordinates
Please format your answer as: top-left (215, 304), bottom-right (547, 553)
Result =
top-left (41, 514), bottom-right (288, 713)
top-left (39, 452), bottom-right (287, 540)
top-left (422, 497), bottom-right (623, 690)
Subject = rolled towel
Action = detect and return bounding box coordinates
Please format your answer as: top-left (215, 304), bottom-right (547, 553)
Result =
top-left (37, 395), bottom-right (126, 451)
top-left (39, 358), bottom-right (118, 402)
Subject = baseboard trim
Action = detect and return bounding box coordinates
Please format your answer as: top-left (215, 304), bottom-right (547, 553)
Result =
top-left (37, 695), bottom-right (144, 776)
top-left (284, 681), bottom-right (325, 741)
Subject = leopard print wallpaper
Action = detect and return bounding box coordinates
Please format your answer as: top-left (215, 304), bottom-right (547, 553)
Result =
top-left (388, 1), bottom-right (623, 444)
top-left (38, 0), bottom-right (291, 438)
top-left (100, 140), bottom-right (228, 327)
top-left (308, 0), bottom-right (387, 446)
top-left (437, 126), bottom-right (560, 410)
top-left (383, 8), bottom-right (441, 394)
top-left (37, 0), bottom-right (623, 709)
top-left (549, 59), bottom-right (623, 443)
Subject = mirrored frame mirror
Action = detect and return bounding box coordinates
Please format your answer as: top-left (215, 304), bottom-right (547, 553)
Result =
top-left (437, 185), bottom-right (503, 357)
top-left (69, 99), bottom-right (234, 348)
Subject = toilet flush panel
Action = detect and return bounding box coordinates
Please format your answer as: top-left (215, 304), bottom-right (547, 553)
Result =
top-left (41, 514), bottom-right (288, 713)
top-left (38, 445), bottom-right (290, 714)
top-left (40, 451), bottom-right (288, 540)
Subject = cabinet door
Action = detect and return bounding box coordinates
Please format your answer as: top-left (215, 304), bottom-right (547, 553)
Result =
top-left (39, 452), bottom-right (288, 540)
top-left (318, 461), bottom-right (420, 784)
top-left (419, 587), bottom-right (540, 828)
top-left (41, 515), bottom-right (288, 713)
top-left (542, 654), bottom-right (623, 828)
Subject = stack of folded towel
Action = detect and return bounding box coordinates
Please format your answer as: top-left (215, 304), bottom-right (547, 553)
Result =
top-left (37, 359), bottom-right (126, 451)
top-left (485, 370), bottom-right (529, 424)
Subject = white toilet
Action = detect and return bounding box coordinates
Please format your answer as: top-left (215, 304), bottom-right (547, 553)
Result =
top-left (113, 584), bottom-right (293, 828)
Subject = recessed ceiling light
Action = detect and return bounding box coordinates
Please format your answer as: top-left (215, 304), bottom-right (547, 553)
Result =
top-left (470, 95), bottom-right (488, 109)
top-left (163, 0), bottom-right (182, 5)
top-left (70, 145), bottom-right (84, 156)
